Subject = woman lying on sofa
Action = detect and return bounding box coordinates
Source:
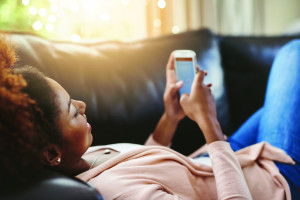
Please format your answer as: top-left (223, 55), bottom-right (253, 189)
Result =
top-left (1, 35), bottom-right (299, 199)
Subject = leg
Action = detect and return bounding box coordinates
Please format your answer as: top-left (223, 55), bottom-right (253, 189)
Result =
top-left (257, 40), bottom-right (300, 163)
top-left (228, 108), bottom-right (262, 151)
top-left (256, 40), bottom-right (300, 199)
top-left (229, 40), bottom-right (300, 198)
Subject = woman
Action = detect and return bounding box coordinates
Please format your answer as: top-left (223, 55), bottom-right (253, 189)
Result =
top-left (1, 35), bottom-right (299, 199)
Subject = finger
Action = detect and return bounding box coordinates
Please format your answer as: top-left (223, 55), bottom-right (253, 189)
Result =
top-left (166, 52), bottom-right (175, 70)
top-left (169, 81), bottom-right (183, 94)
top-left (190, 70), bottom-right (205, 94)
top-left (206, 83), bottom-right (213, 88)
top-left (196, 66), bottom-right (207, 75)
top-left (193, 70), bottom-right (205, 88)
top-left (179, 93), bottom-right (189, 106)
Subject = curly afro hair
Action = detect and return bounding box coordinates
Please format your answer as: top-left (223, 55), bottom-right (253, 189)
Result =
top-left (0, 33), bottom-right (62, 189)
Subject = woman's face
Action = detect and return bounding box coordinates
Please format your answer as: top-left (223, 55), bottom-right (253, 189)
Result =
top-left (46, 78), bottom-right (93, 163)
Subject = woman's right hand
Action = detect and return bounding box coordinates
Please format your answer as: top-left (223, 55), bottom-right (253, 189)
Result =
top-left (180, 68), bottom-right (224, 144)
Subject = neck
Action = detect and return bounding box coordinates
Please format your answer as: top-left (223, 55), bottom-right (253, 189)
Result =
top-left (56, 158), bottom-right (90, 176)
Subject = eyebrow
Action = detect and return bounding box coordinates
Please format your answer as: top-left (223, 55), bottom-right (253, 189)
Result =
top-left (67, 97), bottom-right (71, 113)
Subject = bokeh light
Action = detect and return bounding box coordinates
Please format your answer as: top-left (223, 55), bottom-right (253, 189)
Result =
top-left (48, 14), bottom-right (56, 23)
top-left (153, 18), bottom-right (161, 28)
top-left (0, 0), bottom-right (171, 42)
top-left (29, 6), bottom-right (38, 15)
top-left (172, 26), bottom-right (180, 34)
top-left (46, 23), bottom-right (54, 31)
top-left (71, 34), bottom-right (81, 42)
top-left (39, 8), bottom-right (47, 17)
top-left (32, 21), bottom-right (43, 31)
top-left (157, 0), bottom-right (166, 9)
top-left (22, 0), bottom-right (30, 6)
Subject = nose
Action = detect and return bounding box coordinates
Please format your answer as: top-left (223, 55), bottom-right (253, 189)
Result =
top-left (73, 100), bottom-right (86, 114)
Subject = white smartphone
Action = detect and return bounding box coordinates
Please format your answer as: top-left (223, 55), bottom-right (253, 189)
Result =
top-left (173, 50), bottom-right (197, 96)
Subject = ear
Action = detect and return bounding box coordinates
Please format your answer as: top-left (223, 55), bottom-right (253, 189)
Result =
top-left (41, 144), bottom-right (62, 166)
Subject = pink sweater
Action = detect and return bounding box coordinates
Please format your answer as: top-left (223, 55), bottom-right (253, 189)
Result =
top-left (77, 138), bottom-right (294, 200)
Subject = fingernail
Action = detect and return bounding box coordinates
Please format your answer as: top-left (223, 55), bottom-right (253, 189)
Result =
top-left (176, 81), bottom-right (183, 87)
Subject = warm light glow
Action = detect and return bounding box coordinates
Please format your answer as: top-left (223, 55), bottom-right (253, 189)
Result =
top-left (172, 26), bottom-right (180, 34)
top-left (32, 21), bottom-right (43, 31)
top-left (122, 0), bottom-right (131, 5)
top-left (29, 6), bottom-right (38, 15)
top-left (21, 0), bottom-right (150, 41)
top-left (48, 14), bottom-right (56, 23)
top-left (39, 8), bottom-right (47, 17)
top-left (46, 23), bottom-right (54, 31)
top-left (22, 0), bottom-right (30, 6)
top-left (51, 4), bottom-right (58, 13)
top-left (70, 3), bottom-right (79, 12)
top-left (100, 12), bottom-right (110, 22)
top-left (153, 18), bottom-right (161, 28)
top-left (158, 0), bottom-right (166, 9)
top-left (71, 34), bottom-right (81, 42)
top-left (57, 10), bottom-right (64, 18)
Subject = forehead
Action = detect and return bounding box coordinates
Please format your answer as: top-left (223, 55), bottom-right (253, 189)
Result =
top-left (46, 77), bottom-right (70, 112)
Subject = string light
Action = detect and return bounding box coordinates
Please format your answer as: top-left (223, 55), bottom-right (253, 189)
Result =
top-left (158, 0), bottom-right (166, 9)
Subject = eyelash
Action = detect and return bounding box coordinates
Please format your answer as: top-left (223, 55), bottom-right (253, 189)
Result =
top-left (74, 108), bottom-right (80, 118)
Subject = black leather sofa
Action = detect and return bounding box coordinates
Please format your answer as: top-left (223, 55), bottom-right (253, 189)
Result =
top-left (2, 29), bottom-right (300, 199)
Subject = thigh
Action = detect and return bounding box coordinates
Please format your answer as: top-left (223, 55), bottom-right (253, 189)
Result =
top-left (228, 108), bottom-right (262, 151)
top-left (257, 40), bottom-right (300, 163)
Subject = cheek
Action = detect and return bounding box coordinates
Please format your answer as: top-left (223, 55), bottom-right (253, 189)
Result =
top-left (66, 119), bottom-right (89, 151)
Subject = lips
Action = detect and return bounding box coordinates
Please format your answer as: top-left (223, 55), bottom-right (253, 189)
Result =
top-left (87, 122), bottom-right (92, 132)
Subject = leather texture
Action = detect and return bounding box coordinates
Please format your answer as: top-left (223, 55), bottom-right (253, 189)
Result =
top-left (2, 175), bottom-right (103, 200)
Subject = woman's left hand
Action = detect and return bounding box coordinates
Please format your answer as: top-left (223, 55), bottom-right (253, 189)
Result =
top-left (163, 53), bottom-right (186, 122)
top-left (151, 53), bottom-right (185, 146)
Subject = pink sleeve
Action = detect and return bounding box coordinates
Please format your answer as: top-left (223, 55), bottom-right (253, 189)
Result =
top-left (144, 134), bottom-right (171, 147)
top-left (208, 141), bottom-right (252, 200)
top-left (116, 184), bottom-right (181, 200)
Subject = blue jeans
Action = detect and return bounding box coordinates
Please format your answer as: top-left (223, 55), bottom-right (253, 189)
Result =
top-left (228, 40), bottom-right (300, 199)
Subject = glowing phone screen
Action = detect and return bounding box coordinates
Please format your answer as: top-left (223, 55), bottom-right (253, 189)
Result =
top-left (175, 57), bottom-right (195, 96)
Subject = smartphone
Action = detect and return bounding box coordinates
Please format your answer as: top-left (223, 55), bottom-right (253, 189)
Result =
top-left (173, 50), bottom-right (197, 96)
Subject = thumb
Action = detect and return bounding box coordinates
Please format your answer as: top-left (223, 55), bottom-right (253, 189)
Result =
top-left (169, 81), bottom-right (183, 94)
top-left (180, 93), bottom-right (189, 106)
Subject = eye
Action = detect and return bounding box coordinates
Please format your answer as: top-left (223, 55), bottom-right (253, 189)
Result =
top-left (74, 108), bottom-right (80, 118)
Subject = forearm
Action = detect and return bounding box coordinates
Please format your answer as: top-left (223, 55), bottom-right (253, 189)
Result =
top-left (208, 141), bottom-right (252, 199)
top-left (152, 112), bottom-right (180, 146)
top-left (196, 115), bottom-right (225, 144)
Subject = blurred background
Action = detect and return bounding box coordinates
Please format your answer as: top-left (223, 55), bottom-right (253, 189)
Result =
top-left (0, 0), bottom-right (300, 42)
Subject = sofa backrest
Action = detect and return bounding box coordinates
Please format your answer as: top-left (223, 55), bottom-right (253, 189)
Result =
top-left (10, 29), bottom-right (223, 155)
